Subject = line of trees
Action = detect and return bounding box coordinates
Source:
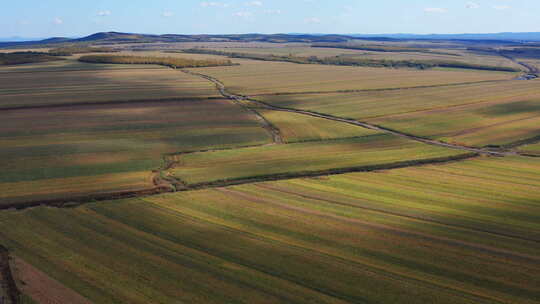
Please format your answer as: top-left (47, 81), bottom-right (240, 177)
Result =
top-left (0, 52), bottom-right (64, 65)
top-left (312, 43), bottom-right (460, 56)
top-left (78, 55), bottom-right (235, 68)
top-left (182, 49), bottom-right (520, 72)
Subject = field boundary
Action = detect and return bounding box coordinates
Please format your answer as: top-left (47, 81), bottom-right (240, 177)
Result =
top-left (496, 134), bottom-right (540, 150)
top-left (181, 153), bottom-right (479, 190)
top-left (0, 154), bottom-right (481, 211)
top-left (0, 96), bottom-right (223, 112)
top-left (183, 69), bottom-right (525, 157)
top-left (0, 186), bottom-right (173, 211)
top-left (249, 79), bottom-right (510, 97)
top-left (182, 70), bottom-right (283, 144)
top-left (0, 245), bottom-right (20, 304)
top-left (0, 63), bottom-right (536, 212)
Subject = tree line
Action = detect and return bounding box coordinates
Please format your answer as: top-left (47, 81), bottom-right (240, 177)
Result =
top-left (0, 52), bottom-right (63, 65)
top-left (182, 49), bottom-right (520, 72)
top-left (78, 54), bottom-right (234, 68)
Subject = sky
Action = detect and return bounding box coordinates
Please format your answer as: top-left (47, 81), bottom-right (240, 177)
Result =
top-left (1, 0), bottom-right (538, 38)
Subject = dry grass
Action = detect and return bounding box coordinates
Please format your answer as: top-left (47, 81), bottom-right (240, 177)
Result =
top-left (205, 46), bottom-right (522, 70)
top-left (0, 58), bottom-right (218, 108)
top-left (188, 59), bottom-right (514, 95)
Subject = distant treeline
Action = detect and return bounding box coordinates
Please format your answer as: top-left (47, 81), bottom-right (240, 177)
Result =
top-left (182, 49), bottom-right (520, 72)
top-left (48, 46), bottom-right (118, 56)
top-left (78, 55), bottom-right (235, 68)
top-left (501, 48), bottom-right (540, 59)
top-left (312, 43), bottom-right (460, 56)
top-left (468, 46), bottom-right (540, 59)
top-left (0, 52), bottom-right (64, 65)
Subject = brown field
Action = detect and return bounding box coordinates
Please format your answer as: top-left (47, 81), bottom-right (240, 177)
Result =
top-left (205, 46), bottom-right (522, 70)
top-left (187, 59), bottom-right (515, 95)
top-left (0, 58), bottom-right (218, 109)
top-left (11, 257), bottom-right (91, 304)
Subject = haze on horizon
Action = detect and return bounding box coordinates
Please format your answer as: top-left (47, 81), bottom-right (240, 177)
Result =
top-left (1, 0), bottom-right (538, 39)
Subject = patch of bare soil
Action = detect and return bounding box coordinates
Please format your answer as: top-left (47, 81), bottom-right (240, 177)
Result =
top-left (11, 257), bottom-right (92, 304)
top-left (0, 245), bottom-right (19, 304)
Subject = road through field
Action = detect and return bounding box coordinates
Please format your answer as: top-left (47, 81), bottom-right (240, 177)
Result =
top-left (0, 67), bottom-right (532, 211)
top-left (183, 70), bottom-right (528, 157)
top-left (182, 70), bottom-right (283, 144)
top-left (498, 52), bottom-right (539, 76)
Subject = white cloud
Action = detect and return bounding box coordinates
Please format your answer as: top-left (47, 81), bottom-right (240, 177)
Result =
top-left (245, 1), bottom-right (263, 6)
top-left (201, 2), bottom-right (229, 8)
top-left (97, 10), bottom-right (111, 16)
top-left (493, 5), bottom-right (510, 10)
top-left (424, 7), bottom-right (447, 13)
top-left (162, 11), bottom-right (174, 17)
top-left (304, 17), bottom-right (321, 24)
top-left (465, 2), bottom-right (480, 9)
top-left (53, 17), bottom-right (63, 25)
top-left (234, 11), bottom-right (253, 17)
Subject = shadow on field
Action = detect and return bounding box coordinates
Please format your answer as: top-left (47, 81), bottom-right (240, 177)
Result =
top-left (481, 100), bottom-right (540, 116)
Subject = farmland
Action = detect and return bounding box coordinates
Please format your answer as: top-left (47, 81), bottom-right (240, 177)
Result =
top-left (257, 80), bottom-right (540, 147)
top-left (256, 109), bottom-right (376, 142)
top-left (520, 142), bottom-right (540, 154)
top-left (0, 34), bottom-right (539, 304)
top-left (0, 59), bottom-right (218, 109)
top-left (183, 48), bottom-right (521, 72)
top-left (0, 156), bottom-right (538, 304)
top-left (169, 135), bottom-right (467, 185)
top-left (188, 59), bottom-right (515, 95)
top-left (0, 98), bottom-right (271, 206)
top-left (197, 46), bottom-right (522, 70)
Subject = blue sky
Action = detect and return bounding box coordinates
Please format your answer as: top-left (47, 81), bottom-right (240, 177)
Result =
top-left (1, 0), bottom-right (538, 38)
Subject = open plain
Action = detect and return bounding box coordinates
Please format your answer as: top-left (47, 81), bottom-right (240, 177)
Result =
top-left (0, 33), bottom-right (539, 304)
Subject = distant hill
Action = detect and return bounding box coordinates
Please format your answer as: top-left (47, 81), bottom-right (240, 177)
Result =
top-left (2, 31), bottom-right (540, 48)
top-left (351, 32), bottom-right (540, 42)
top-left (0, 32), bottom-right (356, 48)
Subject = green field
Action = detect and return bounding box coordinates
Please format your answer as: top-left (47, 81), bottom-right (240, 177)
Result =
top-left (256, 108), bottom-right (375, 142)
top-left (1, 40), bottom-right (539, 304)
top-left (170, 135), bottom-right (465, 185)
top-left (257, 80), bottom-right (540, 147)
top-left (520, 142), bottom-right (540, 154)
top-left (0, 99), bottom-right (270, 205)
top-left (1, 156), bottom-right (538, 304)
